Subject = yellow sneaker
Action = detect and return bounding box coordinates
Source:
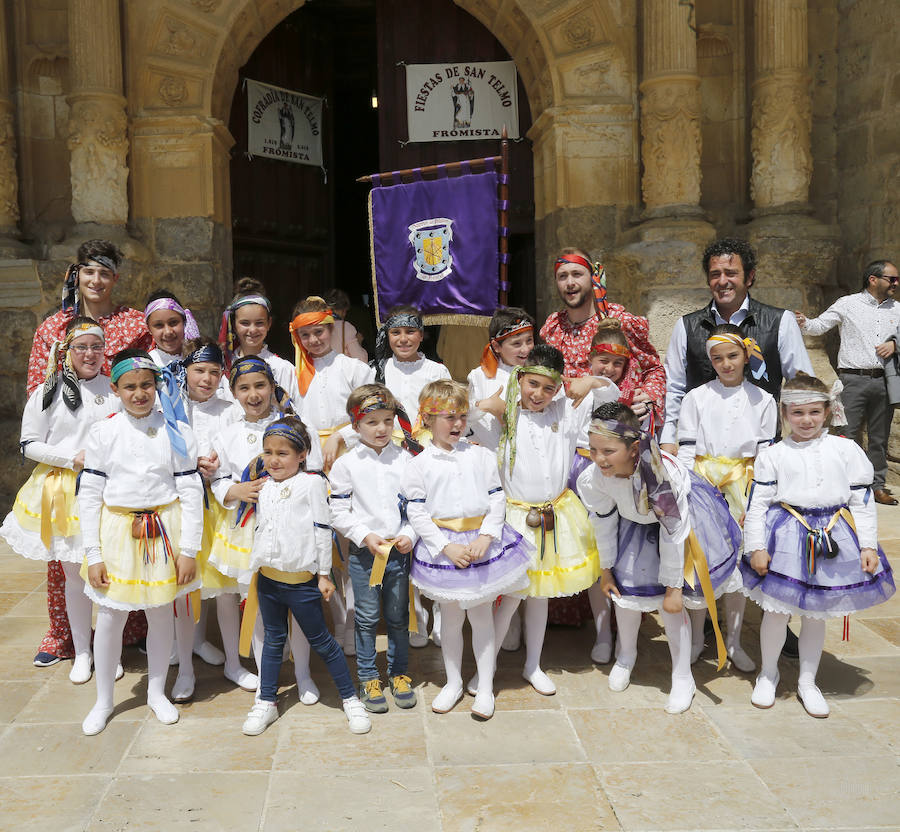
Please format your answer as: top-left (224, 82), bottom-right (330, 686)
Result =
top-left (360, 679), bottom-right (388, 713)
top-left (390, 674), bottom-right (418, 709)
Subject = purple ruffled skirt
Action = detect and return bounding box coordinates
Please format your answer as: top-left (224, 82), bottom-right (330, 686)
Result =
top-left (739, 503), bottom-right (895, 618)
top-left (568, 450), bottom-right (592, 494)
top-left (612, 473), bottom-right (742, 611)
top-left (411, 523), bottom-right (533, 609)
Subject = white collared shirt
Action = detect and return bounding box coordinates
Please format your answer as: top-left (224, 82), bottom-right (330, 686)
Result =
top-left (20, 373), bottom-right (119, 469)
top-left (329, 441), bottom-right (416, 547)
top-left (661, 296), bottom-right (813, 444)
top-left (218, 345), bottom-right (301, 406)
top-left (299, 350), bottom-right (374, 434)
top-left (676, 379), bottom-right (777, 467)
top-left (383, 354), bottom-right (450, 422)
top-left (743, 433), bottom-right (877, 550)
top-left (801, 291), bottom-right (900, 370)
top-left (249, 472), bottom-right (332, 575)
top-left (187, 395), bottom-right (239, 457)
top-left (402, 441), bottom-right (506, 554)
top-left (149, 347), bottom-right (182, 368)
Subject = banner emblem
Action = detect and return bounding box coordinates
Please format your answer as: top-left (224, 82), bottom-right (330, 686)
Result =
top-left (409, 218), bottom-right (454, 282)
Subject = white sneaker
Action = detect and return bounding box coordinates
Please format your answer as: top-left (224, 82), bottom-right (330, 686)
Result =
top-left (224, 664), bottom-right (259, 692)
top-left (500, 610), bottom-right (521, 652)
top-left (608, 662), bottom-right (633, 692)
top-left (82, 704), bottom-right (113, 736)
top-left (665, 677), bottom-right (696, 714)
top-left (69, 653), bottom-right (93, 685)
top-left (148, 697), bottom-right (179, 725)
top-left (242, 701), bottom-right (279, 736)
top-left (798, 683), bottom-right (829, 718)
top-left (115, 663), bottom-right (124, 681)
top-left (727, 643), bottom-right (756, 673)
top-left (751, 672), bottom-right (779, 709)
top-left (343, 697), bottom-right (372, 734)
top-left (194, 641), bottom-right (226, 666)
top-left (409, 631), bottom-right (429, 648)
top-left (523, 667), bottom-right (556, 696)
top-left (471, 690), bottom-right (495, 719)
top-left (590, 640), bottom-right (612, 665)
top-left (296, 675), bottom-right (320, 706)
top-left (172, 673), bottom-right (195, 702)
top-left (431, 683), bottom-right (463, 714)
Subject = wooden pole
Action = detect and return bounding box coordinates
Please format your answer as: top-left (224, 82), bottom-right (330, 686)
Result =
top-left (499, 126), bottom-right (510, 307)
top-left (356, 156), bottom-right (500, 184)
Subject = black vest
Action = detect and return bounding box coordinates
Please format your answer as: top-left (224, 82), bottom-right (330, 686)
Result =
top-left (683, 297), bottom-right (784, 398)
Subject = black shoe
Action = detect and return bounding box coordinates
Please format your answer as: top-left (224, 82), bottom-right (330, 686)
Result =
top-left (781, 627), bottom-right (800, 658)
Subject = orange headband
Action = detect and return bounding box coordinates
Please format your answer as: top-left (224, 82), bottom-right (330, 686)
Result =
top-left (289, 309), bottom-right (335, 395)
top-left (590, 342), bottom-right (630, 358)
top-left (480, 322), bottom-right (533, 379)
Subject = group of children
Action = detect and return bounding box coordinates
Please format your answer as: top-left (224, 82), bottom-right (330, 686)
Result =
top-left (2, 262), bottom-right (895, 739)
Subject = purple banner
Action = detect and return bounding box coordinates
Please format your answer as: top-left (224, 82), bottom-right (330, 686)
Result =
top-left (369, 171), bottom-right (499, 324)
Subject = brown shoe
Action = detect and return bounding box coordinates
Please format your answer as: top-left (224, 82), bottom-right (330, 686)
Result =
top-left (874, 489), bottom-right (899, 506)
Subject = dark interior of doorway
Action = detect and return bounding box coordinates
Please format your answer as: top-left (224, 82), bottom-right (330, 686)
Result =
top-left (228, 0), bottom-right (534, 360)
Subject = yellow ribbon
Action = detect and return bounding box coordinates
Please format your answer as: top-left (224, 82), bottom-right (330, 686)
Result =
top-left (40, 467), bottom-right (72, 548)
top-left (683, 530), bottom-right (727, 671)
top-left (779, 503), bottom-right (856, 535)
top-left (433, 515), bottom-right (486, 532)
top-left (694, 455), bottom-right (754, 490)
top-left (239, 572), bottom-right (258, 657)
top-left (576, 447), bottom-right (591, 459)
top-left (369, 540), bottom-right (418, 633)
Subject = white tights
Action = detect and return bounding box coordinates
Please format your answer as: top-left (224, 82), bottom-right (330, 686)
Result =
top-left (493, 596), bottom-right (549, 676)
top-left (439, 601), bottom-right (495, 696)
top-left (614, 605), bottom-right (693, 683)
top-left (61, 561), bottom-right (92, 660)
top-left (587, 580), bottom-right (613, 649)
top-left (689, 592), bottom-right (748, 655)
top-left (759, 611), bottom-right (825, 686)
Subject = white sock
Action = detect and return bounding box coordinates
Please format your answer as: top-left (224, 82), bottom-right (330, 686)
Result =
top-left (217, 593), bottom-right (244, 671)
top-left (661, 608), bottom-right (693, 683)
top-left (173, 597), bottom-right (195, 676)
top-left (467, 601), bottom-right (496, 695)
top-left (798, 616), bottom-right (826, 689)
top-left (689, 607), bottom-right (707, 657)
top-left (145, 605), bottom-right (175, 708)
top-left (759, 611), bottom-right (789, 681)
top-left (522, 596), bottom-right (548, 676)
top-left (288, 615), bottom-right (312, 679)
top-left (192, 600), bottom-right (210, 650)
top-left (413, 586), bottom-right (429, 636)
top-left (724, 592), bottom-right (747, 650)
top-left (92, 606), bottom-right (127, 713)
top-left (587, 580), bottom-right (613, 647)
top-left (61, 561), bottom-right (93, 660)
top-left (492, 595), bottom-right (521, 654)
top-left (613, 606), bottom-right (641, 668)
top-left (439, 601), bottom-right (465, 691)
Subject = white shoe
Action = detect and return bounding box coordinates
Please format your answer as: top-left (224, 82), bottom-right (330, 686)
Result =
top-left (608, 662), bottom-right (633, 692)
top-left (343, 697), bottom-right (372, 734)
top-left (523, 667), bottom-right (556, 696)
top-left (798, 683), bottom-right (829, 718)
top-left (149, 697), bottom-right (180, 725)
top-left (472, 690), bottom-right (495, 719)
top-left (727, 644), bottom-right (756, 673)
top-left (690, 641), bottom-right (704, 664)
top-left (751, 672), bottom-right (779, 709)
top-left (409, 631), bottom-right (429, 648)
top-left (172, 673), bottom-right (195, 703)
top-left (69, 653), bottom-right (93, 685)
top-left (193, 641), bottom-right (226, 666)
top-left (225, 664), bottom-right (259, 692)
top-left (296, 675), bottom-right (320, 705)
top-left (431, 683), bottom-right (463, 714)
top-left (466, 674), bottom-right (479, 697)
top-left (242, 701), bottom-right (279, 735)
top-left (115, 663), bottom-right (124, 681)
top-left (82, 704), bottom-right (113, 736)
top-left (665, 677), bottom-right (696, 714)
top-left (500, 611), bottom-right (521, 652)
top-left (590, 640), bottom-right (612, 665)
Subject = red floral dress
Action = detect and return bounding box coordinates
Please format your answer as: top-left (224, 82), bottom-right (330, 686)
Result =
top-left (540, 306), bottom-right (667, 625)
top-left (27, 306), bottom-right (152, 657)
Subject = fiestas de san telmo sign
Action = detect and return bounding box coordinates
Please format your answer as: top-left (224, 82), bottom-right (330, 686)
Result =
top-left (405, 61), bottom-right (519, 143)
top-left (246, 78), bottom-right (324, 167)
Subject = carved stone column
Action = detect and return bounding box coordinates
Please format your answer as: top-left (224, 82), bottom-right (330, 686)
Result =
top-left (0, 8), bottom-right (23, 248)
top-left (639, 0), bottom-right (703, 216)
top-left (750, 0), bottom-right (812, 211)
top-left (66, 0), bottom-right (129, 225)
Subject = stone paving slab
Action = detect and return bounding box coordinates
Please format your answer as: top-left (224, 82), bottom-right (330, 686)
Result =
top-left (0, 505), bottom-right (898, 830)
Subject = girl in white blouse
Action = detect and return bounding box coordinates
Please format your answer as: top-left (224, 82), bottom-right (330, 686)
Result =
top-left (741, 373), bottom-right (895, 717)
top-left (677, 324), bottom-right (777, 672)
top-left (1, 318), bottom-right (119, 685)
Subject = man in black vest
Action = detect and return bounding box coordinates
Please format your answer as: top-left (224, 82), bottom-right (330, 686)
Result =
top-left (660, 237), bottom-right (813, 453)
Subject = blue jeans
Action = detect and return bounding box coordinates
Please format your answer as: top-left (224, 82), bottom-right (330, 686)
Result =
top-left (347, 543), bottom-right (410, 684)
top-left (255, 572), bottom-right (355, 703)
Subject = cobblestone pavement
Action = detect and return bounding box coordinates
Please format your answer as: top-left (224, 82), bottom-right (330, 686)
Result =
top-left (1, 507), bottom-right (898, 831)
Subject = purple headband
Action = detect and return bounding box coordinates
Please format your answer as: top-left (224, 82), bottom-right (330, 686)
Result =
top-left (144, 298), bottom-right (200, 340)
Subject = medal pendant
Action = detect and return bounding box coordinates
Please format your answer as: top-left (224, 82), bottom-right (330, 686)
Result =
top-left (94, 395), bottom-right (104, 404)
top-left (279, 487), bottom-right (291, 500)
top-left (551, 422), bottom-right (559, 433)
top-left (247, 433), bottom-right (257, 444)
top-left (147, 427), bottom-right (158, 438)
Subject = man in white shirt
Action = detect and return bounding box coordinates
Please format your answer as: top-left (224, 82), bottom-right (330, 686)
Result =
top-left (661, 238), bottom-right (813, 453)
top-left (796, 260), bottom-right (899, 505)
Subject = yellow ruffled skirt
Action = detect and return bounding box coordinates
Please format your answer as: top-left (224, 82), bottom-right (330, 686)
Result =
top-left (197, 492), bottom-right (240, 598)
top-left (693, 455), bottom-right (753, 524)
top-left (208, 503), bottom-right (255, 584)
top-left (1, 463), bottom-right (81, 563)
top-left (81, 500), bottom-right (200, 611)
top-left (505, 489), bottom-right (601, 598)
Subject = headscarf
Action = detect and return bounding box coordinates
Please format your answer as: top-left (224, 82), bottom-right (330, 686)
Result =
top-left (498, 364), bottom-right (563, 476)
top-left (41, 323), bottom-right (105, 412)
top-left (588, 418), bottom-right (682, 534)
top-left (350, 391), bottom-right (423, 456)
top-left (705, 333), bottom-right (768, 382)
top-left (781, 381), bottom-right (847, 428)
top-left (144, 298), bottom-right (201, 340)
top-left (372, 312), bottom-right (423, 384)
top-left (555, 254), bottom-right (610, 318)
top-left (289, 308), bottom-right (335, 396)
top-left (480, 318), bottom-right (533, 379)
top-left (228, 355), bottom-right (294, 416)
top-left (217, 294), bottom-right (272, 371)
top-left (110, 355), bottom-right (190, 458)
top-left (61, 256), bottom-right (118, 314)
top-left (235, 454), bottom-right (268, 527)
top-left (177, 343), bottom-right (224, 399)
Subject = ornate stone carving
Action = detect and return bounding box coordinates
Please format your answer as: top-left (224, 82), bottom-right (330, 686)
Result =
top-left (0, 107), bottom-right (20, 227)
top-left (750, 73), bottom-right (813, 208)
top-left (159, 76), bottom-right (189, 107)
top-left (162, 17), bottom-right (198, 56)
top-left (640, 79), bottom-right (703, 209)
top-left (67, 96), bottom-right (129, 224)
top-left (563, 15), bottom-right (595, 48)
top-left (189, 0), bottom-right (223, 11)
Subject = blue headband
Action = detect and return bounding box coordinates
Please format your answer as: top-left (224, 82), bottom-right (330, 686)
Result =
top-left (184, 344), bottom-right (224, 368)
top-left (264, 421), bottom-right (310, 452)
top-left (229, 355), bottom-right (274, 388)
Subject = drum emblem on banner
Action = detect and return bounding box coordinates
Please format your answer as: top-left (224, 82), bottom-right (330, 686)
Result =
top-left (408, 218), bottom-right (454, 282)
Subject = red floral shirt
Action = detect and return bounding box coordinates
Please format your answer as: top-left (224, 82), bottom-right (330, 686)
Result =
top-left (540, 305), bottom-right (666, 425)
top-left (27, 306), bottom-right (152, 394)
